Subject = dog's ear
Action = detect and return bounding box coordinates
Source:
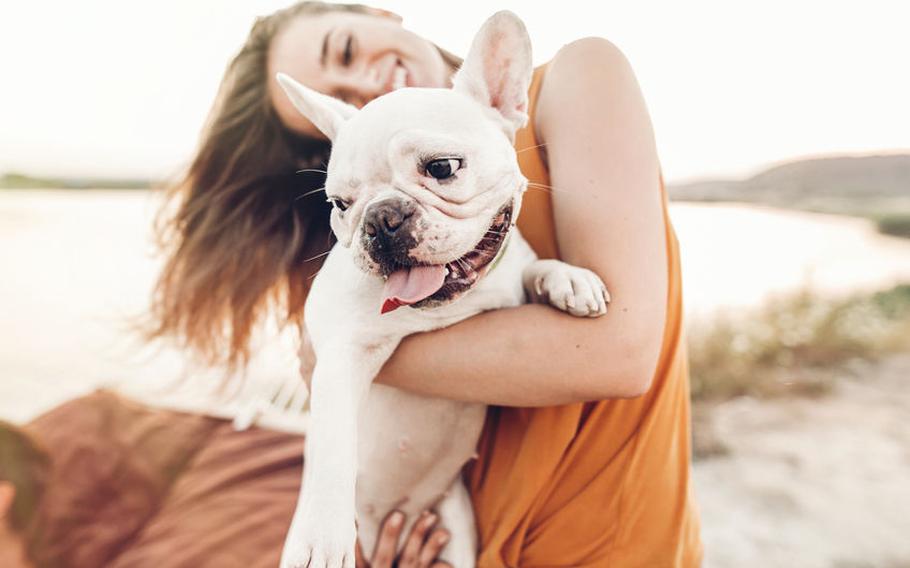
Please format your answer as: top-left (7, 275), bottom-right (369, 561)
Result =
top-left (275, 73), bottom-right (357, 142)
top-left (453, 11), bottom-right (533, 139)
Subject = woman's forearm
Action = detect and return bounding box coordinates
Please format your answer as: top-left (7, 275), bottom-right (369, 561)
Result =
top-left (377, 39), bottom-right (670, 407)
top-left (374, 298), bottom-right (663, 407)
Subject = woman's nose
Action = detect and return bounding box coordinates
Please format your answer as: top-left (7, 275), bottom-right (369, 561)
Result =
top-left (337, 67), bottom-right (384, 108)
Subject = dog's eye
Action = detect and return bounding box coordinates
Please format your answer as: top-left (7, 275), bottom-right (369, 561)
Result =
top-left (330, 198), bottom-right (351, 212)
top-left (425, 158), bottom-right (462, 181)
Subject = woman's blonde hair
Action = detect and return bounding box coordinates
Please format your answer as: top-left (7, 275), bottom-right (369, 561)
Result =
top-left (147, 2), bottom-right (461, 369)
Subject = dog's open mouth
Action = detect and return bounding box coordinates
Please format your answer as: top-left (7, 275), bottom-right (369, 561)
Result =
top-left (380, 203), bottom-right (513, 314)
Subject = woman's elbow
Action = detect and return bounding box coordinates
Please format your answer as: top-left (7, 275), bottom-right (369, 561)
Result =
top-left (613, 367), bottom-right (656, 399)
top-left (587, 326), bottom-right (661, 399)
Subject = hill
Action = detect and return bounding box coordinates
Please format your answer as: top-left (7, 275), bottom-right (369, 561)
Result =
top-left (0, 172), bottom-right (153, 190)
top-left (669, 154), bottom-right (910, 217)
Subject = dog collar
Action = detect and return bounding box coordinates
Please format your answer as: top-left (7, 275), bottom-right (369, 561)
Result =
top-left (486, 232), bottom-right (511, 274)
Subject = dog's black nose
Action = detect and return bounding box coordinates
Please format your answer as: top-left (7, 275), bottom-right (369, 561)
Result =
top-left (363, 199), bottom-right (416, 238)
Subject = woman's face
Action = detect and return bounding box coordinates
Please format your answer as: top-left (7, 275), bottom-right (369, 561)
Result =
top-left (269, 10), bottom-right (452, 138)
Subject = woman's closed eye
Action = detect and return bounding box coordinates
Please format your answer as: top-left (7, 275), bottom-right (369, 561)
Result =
top-left (342, 34), bottom-right (354, 66)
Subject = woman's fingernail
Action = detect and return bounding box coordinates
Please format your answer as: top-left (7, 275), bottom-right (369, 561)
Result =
top-left (390, 512), bottom-right (404, 527)
top-left (424, 513), bottom-right (437, 527)
top-left (437, 533), bottom-right (450, 545)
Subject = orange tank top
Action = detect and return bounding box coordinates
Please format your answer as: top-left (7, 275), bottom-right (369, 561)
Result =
top-left (466, 65), bottom-right (703, 567)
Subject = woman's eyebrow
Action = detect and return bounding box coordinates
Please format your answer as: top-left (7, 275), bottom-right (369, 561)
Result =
top-left (320, 28), bottom-right (334, 68)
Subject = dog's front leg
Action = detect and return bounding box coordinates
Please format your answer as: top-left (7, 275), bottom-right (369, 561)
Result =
top-left (281, 341), bottom-right (394, 568)
top-left (523, 259), bottom-right (611, 318)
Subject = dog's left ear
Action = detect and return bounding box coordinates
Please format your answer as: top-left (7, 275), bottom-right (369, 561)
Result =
top-left (453, 11), bottom-right (533, 140)
top-left (276, 73), bottom-right (357, 142)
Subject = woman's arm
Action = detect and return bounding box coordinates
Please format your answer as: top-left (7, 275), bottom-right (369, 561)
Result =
top-left (374, 38), bottom-right (668, 407)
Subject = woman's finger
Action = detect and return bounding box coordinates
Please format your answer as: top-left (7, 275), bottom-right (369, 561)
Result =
top-left (398, 511), bottom-right (437, 567)
top-left (417, 528), bottom-right (451, 568)
top-left (370, 510), bottom-right (405, 568)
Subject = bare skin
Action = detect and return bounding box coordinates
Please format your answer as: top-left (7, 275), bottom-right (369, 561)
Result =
top-left (278, 8), bottom-right (667, 562)
top-left (287, 29), bottom-right (667, 404)
top-left (269, 9), bottom-right (452, 137)
top-left (376, 37), bottom-right (667, 404)
top-left (0, 483), bottom-right (35, 568)
top-left (356, 511), bottom-right (452, 568)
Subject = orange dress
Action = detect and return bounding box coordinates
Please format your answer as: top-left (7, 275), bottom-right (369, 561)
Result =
top-left (466, 65), bottom-right (703, 567)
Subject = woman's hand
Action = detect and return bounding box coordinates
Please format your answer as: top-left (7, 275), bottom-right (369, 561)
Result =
top-left (355, 511), bottom-right (452, 568)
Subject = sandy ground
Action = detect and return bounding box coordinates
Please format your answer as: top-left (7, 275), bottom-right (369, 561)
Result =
top-left (695, 354), bottom-right (910, 568)
top-left (3, 190), bottom-right (910, 565)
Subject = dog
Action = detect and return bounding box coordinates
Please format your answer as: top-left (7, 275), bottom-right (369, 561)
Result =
top-left (274, 11), bottom-right (609, 568)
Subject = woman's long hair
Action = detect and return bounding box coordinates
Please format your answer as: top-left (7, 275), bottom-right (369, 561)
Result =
top-left (147, 2), bottom-right (461, 370)
top-left (0, 421), bottom-right (50, 534)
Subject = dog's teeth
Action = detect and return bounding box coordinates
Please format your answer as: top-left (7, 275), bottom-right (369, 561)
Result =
top-left (444, 266), bottom-right (451, 276)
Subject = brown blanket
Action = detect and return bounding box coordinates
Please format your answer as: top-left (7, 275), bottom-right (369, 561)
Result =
top-left (21, 389), bottom-right (303, 568)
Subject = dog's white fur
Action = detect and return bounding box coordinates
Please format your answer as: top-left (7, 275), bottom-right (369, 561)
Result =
top-left (275, 12), bottom-right (608, 568)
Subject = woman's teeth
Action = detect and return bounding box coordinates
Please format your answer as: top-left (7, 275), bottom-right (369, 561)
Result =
top-left (392, 65), bottom-right (407, 90)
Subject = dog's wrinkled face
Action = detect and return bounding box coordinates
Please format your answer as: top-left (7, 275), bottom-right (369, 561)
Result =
top-left (324, 91), bottom-right (524, 310)
top-left (278, 11), bottom-right (532, 312)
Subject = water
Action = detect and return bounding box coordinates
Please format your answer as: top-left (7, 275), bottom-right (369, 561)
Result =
top-left (2, 190), bottom-right (910, 422)
top-left (0, 190), bottom-right (300, 422)
top-left (672, 202), bottom-right (910, 318)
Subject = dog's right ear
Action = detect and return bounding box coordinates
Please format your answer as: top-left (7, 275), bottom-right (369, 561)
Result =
top-left (453, 11), bottom-right (533, 140)
top-left (275, 73), bottom-right (357, 142)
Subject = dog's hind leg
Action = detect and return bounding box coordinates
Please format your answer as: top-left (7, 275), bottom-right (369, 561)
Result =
top-left (436, 479), bottom-right (478, 568)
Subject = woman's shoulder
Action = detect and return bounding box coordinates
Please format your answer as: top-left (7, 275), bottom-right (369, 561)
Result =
top-left (550, 36), bottom-right (629, 67)
top-left (534, 36), bottom-right (638, 139)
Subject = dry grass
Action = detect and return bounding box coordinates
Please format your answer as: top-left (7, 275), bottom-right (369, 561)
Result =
top-left (688, 284), bottom-right (910, 401)
top-left (877, 214), bottom-right (910, 239)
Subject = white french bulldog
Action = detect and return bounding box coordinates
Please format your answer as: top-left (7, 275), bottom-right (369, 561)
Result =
top-left (275, 11), bottom-right (609, 568)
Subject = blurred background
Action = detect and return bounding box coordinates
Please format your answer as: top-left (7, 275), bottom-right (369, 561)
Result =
top-left (1, 1), bottom-right (909, 566)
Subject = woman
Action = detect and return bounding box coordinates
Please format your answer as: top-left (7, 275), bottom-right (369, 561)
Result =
top-left (150, 2), bottom-right (702, 566)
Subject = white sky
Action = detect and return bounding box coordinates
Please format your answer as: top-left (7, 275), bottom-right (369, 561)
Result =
top-left (1, 0), bottom-right (908, 183)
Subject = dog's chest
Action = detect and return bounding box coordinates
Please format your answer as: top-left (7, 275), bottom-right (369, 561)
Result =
top-left (357, 384), bottom-right (486, 511)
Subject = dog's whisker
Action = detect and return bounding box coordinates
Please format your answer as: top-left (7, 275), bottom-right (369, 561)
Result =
top-left (467, 249), bottom-right (496, 258)
top-left (304, 249), bottom-right (332, 263)
top-left (461, 260), bottom-right (474, 272)
top-left (294, 186), bottom-right (327, 202)
top-left (526, 182), bottom-right (561, 192)
top-left (525, 184), bottom-right (552, 194)
top-left (296, 168), bottom-right (328, 175)
top-left (454, 257), bottom-right (471, 274)
top-left (526, 182), bottom-right (577, 197)
top-left (515, 143), bottom-right (547, 155)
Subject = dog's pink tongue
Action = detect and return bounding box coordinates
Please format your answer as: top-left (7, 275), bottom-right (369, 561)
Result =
top-left (381, 265), bottom-right (446, 314)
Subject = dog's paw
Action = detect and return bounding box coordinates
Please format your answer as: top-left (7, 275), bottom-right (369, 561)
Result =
top-left (524, 259), bottom-right (610, 317)
top-left (281, 510), bottom-right (357, 568)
